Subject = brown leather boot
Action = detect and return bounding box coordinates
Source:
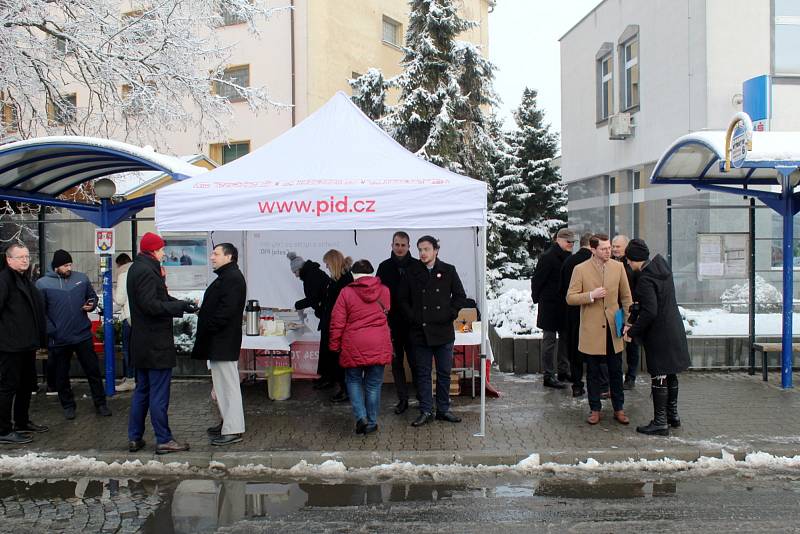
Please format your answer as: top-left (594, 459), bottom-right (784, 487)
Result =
top-left (587, 411), bottom-right (601, 425)
top-left (614, 410), bottom-right (630, 425)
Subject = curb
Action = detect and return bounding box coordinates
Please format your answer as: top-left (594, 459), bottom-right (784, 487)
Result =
top-left (6, 444), bottom-right (800, 472)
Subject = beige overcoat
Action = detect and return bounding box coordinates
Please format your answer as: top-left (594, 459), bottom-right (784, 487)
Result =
top-left (565, 257), bottom-right (633, 355)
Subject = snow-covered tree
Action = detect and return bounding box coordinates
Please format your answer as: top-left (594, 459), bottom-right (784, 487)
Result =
top-left (349, 68), bottom-right (389, 122)
top-left (508, 87), bottom-right (566, 264)
top-left (0, 0), bottom-right (289, 147)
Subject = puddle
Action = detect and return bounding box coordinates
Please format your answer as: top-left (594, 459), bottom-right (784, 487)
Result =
top-left (0, 475), bottom-right (682, 532)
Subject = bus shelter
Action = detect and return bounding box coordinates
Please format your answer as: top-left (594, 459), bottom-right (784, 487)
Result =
top-left (651, 114), bottom-right (800, 388)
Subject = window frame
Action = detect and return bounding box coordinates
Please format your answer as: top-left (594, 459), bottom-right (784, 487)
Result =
top-left (772, 0), bottom-right (800, 76)
top-left (209, 140), bottom-right (251, 165)
top-left (213, 65), bottom-right (250, 103)
top-left (382, 16), bottom-right (401, 48)
top-left (621, 38), bottom-right (639, 111)
top-left (219, 4), bottom-right (247, 27)
top-left (47, 93), bottom-right (77, 126)
top-left (595, 42), bottom-right (614, 124)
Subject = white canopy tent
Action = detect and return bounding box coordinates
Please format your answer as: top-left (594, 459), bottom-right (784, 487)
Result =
top-left (155, 92), bottom-right (490, 435)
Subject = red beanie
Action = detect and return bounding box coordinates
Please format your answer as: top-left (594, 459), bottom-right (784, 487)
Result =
top-left (140, 232), bottom-right (165, 252)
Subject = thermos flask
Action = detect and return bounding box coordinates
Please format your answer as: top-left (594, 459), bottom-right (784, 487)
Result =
top-left (245, 299), bottom-right (261, 336)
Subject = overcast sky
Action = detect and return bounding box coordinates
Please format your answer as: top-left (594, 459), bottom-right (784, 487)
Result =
top-left (489, 0), bottom-right (601, 136)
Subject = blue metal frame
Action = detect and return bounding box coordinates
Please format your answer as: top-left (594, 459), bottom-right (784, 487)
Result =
top-left (652, 137), bottom-right (799, 388)
top-left (0, 140), bottom-right (194, 397)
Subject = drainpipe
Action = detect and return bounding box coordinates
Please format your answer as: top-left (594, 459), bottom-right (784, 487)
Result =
top-left (290, 0), bottom-right (296, 126)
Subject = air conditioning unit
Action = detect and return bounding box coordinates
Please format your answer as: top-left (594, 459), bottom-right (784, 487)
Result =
top-left (608, 112), bottom-right (633, 140)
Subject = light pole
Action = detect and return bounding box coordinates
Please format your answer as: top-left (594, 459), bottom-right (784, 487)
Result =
top-left (94, 178), bottom-right (117, 397)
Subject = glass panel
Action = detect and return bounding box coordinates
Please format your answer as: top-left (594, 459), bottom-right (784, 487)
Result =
top-left (383, 19), bottom-right (398, 45)
top-left (222, 142), bottom-right (249, 164)
top-left (603, 80), bottom-right (612, 118)
top-left (776, 0), bottom-right (800, 17)
top-left (775, 25), bottom-right (800, 74)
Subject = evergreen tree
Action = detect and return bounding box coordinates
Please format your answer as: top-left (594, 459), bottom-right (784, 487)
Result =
top-left (349, 68), bottom-right (389, 121)
top-left (509, 88), bottom-right (566, 267)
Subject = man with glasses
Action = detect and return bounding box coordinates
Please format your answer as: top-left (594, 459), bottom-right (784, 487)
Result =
top-left (0, 244), bottom-right (49, 444)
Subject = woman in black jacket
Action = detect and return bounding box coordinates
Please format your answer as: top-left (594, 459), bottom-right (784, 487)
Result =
top-left (623, 239), bottom-right (691, 436)
top-left (321, 249), bottom-right (353, 403)
top-left (289, 252), bottom-right (332, 389)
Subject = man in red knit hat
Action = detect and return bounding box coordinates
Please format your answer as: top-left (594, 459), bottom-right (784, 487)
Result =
top-left (126, 232), bottom-right (197, 454)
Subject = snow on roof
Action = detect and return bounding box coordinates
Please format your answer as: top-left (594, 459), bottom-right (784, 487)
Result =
top-left (652, 130), bottom-right (800, 184)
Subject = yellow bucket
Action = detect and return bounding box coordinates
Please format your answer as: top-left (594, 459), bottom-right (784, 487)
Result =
top-left (267, 367), bottom-right (293, 401)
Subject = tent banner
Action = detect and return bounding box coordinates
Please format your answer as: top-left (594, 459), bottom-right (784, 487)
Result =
top-left (243, 228), bottom-right (480, 311)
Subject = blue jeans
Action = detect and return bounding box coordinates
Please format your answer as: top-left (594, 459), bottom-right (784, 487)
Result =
top-left (344, 365), bottom-right (385, 426)
top-left (121, 320), bottom-right (134, 379)
top-left (414, 342), bottom-right (454, 414)
top-left (128, 368), bottom-right (173, 444)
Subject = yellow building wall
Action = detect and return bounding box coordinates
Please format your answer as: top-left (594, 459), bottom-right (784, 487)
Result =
top-left (303, 0), bottom-right (491, 115)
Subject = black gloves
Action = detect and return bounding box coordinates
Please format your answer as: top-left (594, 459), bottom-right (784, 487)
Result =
top-left (184, 301), bottom-right (199, 314)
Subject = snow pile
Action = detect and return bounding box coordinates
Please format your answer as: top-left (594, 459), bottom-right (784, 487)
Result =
top-left (488, 288), bottom-right (540, 336)
top-left (4, 451), bottom-right (800, 481)
top-left (720, 276), bottom-right (782, 313)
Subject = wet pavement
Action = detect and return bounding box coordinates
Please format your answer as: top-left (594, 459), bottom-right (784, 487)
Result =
top-left (2, 470), bottom-right (800, 533)
top-left (6, 370), bottom-right (800, 468)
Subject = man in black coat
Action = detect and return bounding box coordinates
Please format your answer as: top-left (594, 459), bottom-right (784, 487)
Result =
top-left (612, 234), bottom-right (641, 390)
top-left (399, 236), bottom-right (467, 427)
top-left (0, 243), bottom-right (48, 444)
top-left (288, 252), bottom-right (334, 389)
top-left (623, 239), bottom-right (691, 437)
top-left (531, 228), bottom-right (575, 388)
top-left (376, 231), bottom-right (421, 415)
top-left (192, 243), bottom-right (247, 446)
top-left (127, 233), bottom-right (197, 455)
top-left (559, 232), bottom-right (594, 397)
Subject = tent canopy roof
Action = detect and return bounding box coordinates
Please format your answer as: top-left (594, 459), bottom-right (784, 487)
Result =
top-left (156, 92), bottom-right (488, 231)
top-left (651, 130), bottom-right (800, 186)
top-left (0, 136), bottom-right (203, 198)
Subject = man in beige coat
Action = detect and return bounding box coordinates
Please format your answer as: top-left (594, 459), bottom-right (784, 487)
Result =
top-left (566, 233), bottom-right (633, 425)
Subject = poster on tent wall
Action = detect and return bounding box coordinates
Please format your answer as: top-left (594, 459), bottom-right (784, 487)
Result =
top-left (244, 228), bottom-right (480, 315)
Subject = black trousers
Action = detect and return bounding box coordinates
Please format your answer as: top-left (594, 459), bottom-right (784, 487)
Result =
top-left (625, 341), bottom-right (640, 379)
top-left (0, 350), bottom-right (36, 434)
top-left (585, 327), bottom-right (624, 412)
top-left (51, 338), bottom-right (106, 410)
top-left (318, 327), bottom-right (344, 385)
top-left (391, 329), bottom-right (417, 402)
top-left (568, 317), bottom-right (609, 390)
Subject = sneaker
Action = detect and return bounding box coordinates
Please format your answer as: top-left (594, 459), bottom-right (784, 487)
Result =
top-left (128, 439), bottom-right (146, 453)
top-left (207, 422), bottom-right (223, 436)
top-left (155, 440), bottom-right (190, 455)
top-left (116, 378), bottom-right (136, 392)
top-left (96, 405), bottom-right (112, 417)
top-left (0, 431), bottom-right (33, 445)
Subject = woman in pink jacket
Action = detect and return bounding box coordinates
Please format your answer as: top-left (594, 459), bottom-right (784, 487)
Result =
top-left (329, 259), bottom-right (392, 434)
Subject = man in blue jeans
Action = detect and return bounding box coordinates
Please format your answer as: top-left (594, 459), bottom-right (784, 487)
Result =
top-left (126, 233), bottom-right (197, 454)
top-left (399, 236), bottom-right (467, 427)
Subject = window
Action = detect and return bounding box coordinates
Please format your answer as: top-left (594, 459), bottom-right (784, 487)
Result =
top-left (382, 16), bottom-right (401, 47)
top-left (774, 0), bottom-right (800, 74)
top-left (1, 92), bottom-right (18, 131)
top-left (213, 65), bottom-right (250, 102)
top-left (609, 174), bottom-right (617, 194)
top-left (121, 10), bottom-right (158, 45)
top-left (121, 83), bottom-right (154, 115)
top-left (622, 39), bottom-right (639, 109)
top-left (631, 169), bottom-right (641, 190)
top-left (351, 71), bottom-right (363, 96)
top-left (55, 36), bottom-right (73, 55)
top-left (47, 93), bottom-right (77, 125)
top-left (210, 141), bottom-right (250, 165)
top-left (220, 4), bottom-right (247, 26)
top-left (597, 53), bottom-right (613, 121)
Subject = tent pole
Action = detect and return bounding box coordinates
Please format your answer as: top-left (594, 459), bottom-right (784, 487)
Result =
top-left (780, 168), bottom-right (795, 389)
top-left (474, 225), bottom-right (487, 437)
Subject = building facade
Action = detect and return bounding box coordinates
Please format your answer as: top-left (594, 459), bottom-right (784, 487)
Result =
top-left (560, 0), bottom-right (800, 306)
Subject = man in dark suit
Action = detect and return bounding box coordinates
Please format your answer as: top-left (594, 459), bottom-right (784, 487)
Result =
top-left (559, 232), bottom-right (594, 397)
top-left (0, 243), bottom-right (48, 444)
top-left (531, 228), bottom-right (575, 388)
top-left (399, 236), bottom-right (467, 427)
top-left (192, 243), bottom-right (247, 446)
top-left (376, 231), bottom-right (421, 415)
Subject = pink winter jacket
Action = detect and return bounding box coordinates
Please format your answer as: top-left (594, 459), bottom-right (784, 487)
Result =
top-left (328, 276), bottom-right (392, 368)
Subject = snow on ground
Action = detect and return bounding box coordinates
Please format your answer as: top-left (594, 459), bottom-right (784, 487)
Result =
top-left (3, 451), bottom-right (800, 481)
top-left (489, 278), bottom-right (800, 338)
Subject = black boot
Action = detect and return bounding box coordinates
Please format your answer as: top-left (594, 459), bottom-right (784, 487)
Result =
top-left (636, 378), bottom-right (669, 436)
top-left (667, 374), bottom-right (681, 428)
